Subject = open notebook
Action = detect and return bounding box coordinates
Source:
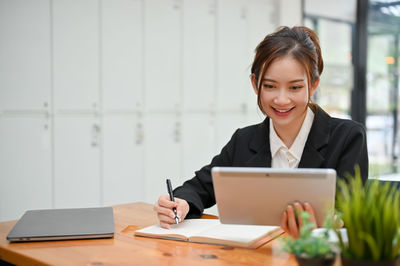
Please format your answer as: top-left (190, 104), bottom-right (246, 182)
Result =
top-left (134, 219), bottom-right (283, 249)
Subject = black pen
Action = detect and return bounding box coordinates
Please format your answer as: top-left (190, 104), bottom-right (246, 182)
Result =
top-left (166, 179), bottom-right (179, 224)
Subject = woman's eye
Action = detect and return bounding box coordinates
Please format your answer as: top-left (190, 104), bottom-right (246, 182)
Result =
top-left (263, 84), bottom-right (274, 89)
top-left (291, 85), bottom-right (303, 90)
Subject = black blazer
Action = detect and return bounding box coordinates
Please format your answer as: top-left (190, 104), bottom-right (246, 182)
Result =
top-left (174, 107), bottom-right (369, 218)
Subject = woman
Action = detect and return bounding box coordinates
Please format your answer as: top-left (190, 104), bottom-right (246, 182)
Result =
top-left (153, 26), bottom-right (368, 238)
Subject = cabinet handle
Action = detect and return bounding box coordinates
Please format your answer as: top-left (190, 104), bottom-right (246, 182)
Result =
top-left (42, 110), bottom-right (50, 129)
top-left (135, 123), bottom-right (144, 145)
top-left (174, 121), bottom-right (181, 143)
top-left (241, 6), bottom-right (247, 19)
top-left (173, 0), bottom-right (180, 10)
top-left (209, 1), bottom-right (215, 15)
top-left (91, 124), bottom-right (101, 147)
top-left (241, 103), bottom-right (247, 114)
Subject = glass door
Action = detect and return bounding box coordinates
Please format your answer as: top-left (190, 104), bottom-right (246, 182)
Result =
top-left (367, 1), bottom-right (400, 177)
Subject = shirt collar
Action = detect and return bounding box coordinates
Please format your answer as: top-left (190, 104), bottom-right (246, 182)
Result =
top-left (269, 107), bottom-right (315, 160)
top-left (270, 120), bottom-right (284, 158)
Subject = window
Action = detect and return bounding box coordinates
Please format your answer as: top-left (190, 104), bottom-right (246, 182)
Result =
top-left (304, 0), bottom-right (400, 178)
top-left (304, 18), bottom-right (353, 119)
top-left (367, 0), bottom-right (400, 177)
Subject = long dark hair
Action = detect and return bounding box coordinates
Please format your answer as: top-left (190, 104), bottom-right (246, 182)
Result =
top-left (251, 26), bottom-right (323, 114)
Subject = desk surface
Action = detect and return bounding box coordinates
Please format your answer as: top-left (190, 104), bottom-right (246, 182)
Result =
top-left (0, 202), bottom-right (335, 265)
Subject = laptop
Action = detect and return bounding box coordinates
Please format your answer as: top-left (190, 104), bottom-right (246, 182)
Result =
top-left (211, 167), bottom-right (336, 226)
top-left (7, 207), bottom-right (114, 242)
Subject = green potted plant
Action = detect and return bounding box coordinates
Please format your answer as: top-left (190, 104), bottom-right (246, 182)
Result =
top-left (281, 211), bottom-right (337, 266)
top-left (335, 167), bottom-right (400, 265)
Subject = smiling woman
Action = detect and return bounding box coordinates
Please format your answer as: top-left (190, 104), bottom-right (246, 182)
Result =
top-left (252, 57), bottom-right (315, 148)
top-left (153, 26), bottom-right (369, 239)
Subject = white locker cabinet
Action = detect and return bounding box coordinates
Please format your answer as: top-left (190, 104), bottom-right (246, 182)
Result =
top-left (182, 0), bottom-right (216, 111)
top-left (102, 114), bottom-right (144, 205)
top-left (143, 113), bottom-right (181, 203)
top-left (52, 0), bottom-right (100, 111)
top-left (144, 0), bottom-right (181, 111)
top-left (181, 113), bottom-right (216, 180)
top-left (101, 0), bottom-right (144, 111)
top-left (53, 116), bottom-right (101, 208)
top-left (0, 0), bottom-right (284, 222)
top-left (0, 116), bottom-right (52, 221)
top-left (216, 0), bottom-right (249, 111)
top-left (0, 0), bottom-right (51, 111)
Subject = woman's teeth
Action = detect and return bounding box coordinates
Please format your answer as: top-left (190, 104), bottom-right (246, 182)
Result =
top-left (274, 107), bottom-right (293, 113)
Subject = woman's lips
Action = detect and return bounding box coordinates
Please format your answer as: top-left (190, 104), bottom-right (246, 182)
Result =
top-left (271, 106), bottom-right (295, 117)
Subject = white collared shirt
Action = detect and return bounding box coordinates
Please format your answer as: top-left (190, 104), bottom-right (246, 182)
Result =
top-left (269, 107), bottom-right (315, 168)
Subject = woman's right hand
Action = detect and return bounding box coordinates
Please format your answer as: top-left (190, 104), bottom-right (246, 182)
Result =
top-left (281, 202), bottom-right (317, 239)
top-left (153, 195), bottom-right (190, 229)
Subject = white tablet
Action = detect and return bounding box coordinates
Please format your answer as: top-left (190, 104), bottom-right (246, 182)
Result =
top-left (211, 167), bottom-right (336, 227)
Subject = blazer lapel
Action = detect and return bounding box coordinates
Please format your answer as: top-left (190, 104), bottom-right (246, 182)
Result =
top-left (298, 107), bottom-right (330, 168)
top-left (245, 118), bottom-right (272, 167)
top-left (298, 144), bottom-right (325, 168)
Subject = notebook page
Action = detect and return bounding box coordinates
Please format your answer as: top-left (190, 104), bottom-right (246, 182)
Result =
top-left (194, 221), bottom-right (279, 243)
top-left (136, 219), bottom-right (220, 238)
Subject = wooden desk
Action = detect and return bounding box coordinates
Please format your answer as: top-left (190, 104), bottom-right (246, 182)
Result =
top-left (0, 202), bottom-right (301, 265)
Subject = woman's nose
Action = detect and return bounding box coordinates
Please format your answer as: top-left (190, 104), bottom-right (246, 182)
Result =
top-left (273, 90), bottom-right (291, 105)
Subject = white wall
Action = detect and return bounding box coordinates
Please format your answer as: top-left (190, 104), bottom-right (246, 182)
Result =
top-left (0, 0), bottom-right (299, 221)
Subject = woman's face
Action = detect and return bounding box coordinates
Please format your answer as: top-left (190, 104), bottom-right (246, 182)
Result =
top-left (252, 56), bottom-right (318, 130)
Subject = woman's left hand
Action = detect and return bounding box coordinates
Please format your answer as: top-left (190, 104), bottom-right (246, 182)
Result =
top-left (280, 201), bottom-right (317, 238)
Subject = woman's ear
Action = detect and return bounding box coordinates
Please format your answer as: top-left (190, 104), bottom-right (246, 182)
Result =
top-left (250, 74), bottom-right (259, 95)
top-left (309, 78), bottom-right (320, 97)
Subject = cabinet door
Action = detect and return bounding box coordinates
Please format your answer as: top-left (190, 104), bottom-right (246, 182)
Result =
top-left (245, 0), bottom-right (278, 121)
top-left (182, 0), bottom-right (216, 111)
top-left (0, 116), bottom-right (52, 221)
top-left (247, 0), bottom-right (277, 55)
top-left (102, 114), bottom-right (144, 205)
top-left (101, 0), bottom-right (144, 111)
top-left (143, 114), bottom-right (181, 203)
top-left (181, 113), bottom-right (215, 179)
top-left (0, 0), bottom-right (51, 111)
top-left (52, 0), bottom-right (99, 111)
top-left (144, 0), bottom-right (181, 111)
top-left (216, 0), bottom-right (249, 111)
top-left (53, 116), bottom-right (101, 208)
